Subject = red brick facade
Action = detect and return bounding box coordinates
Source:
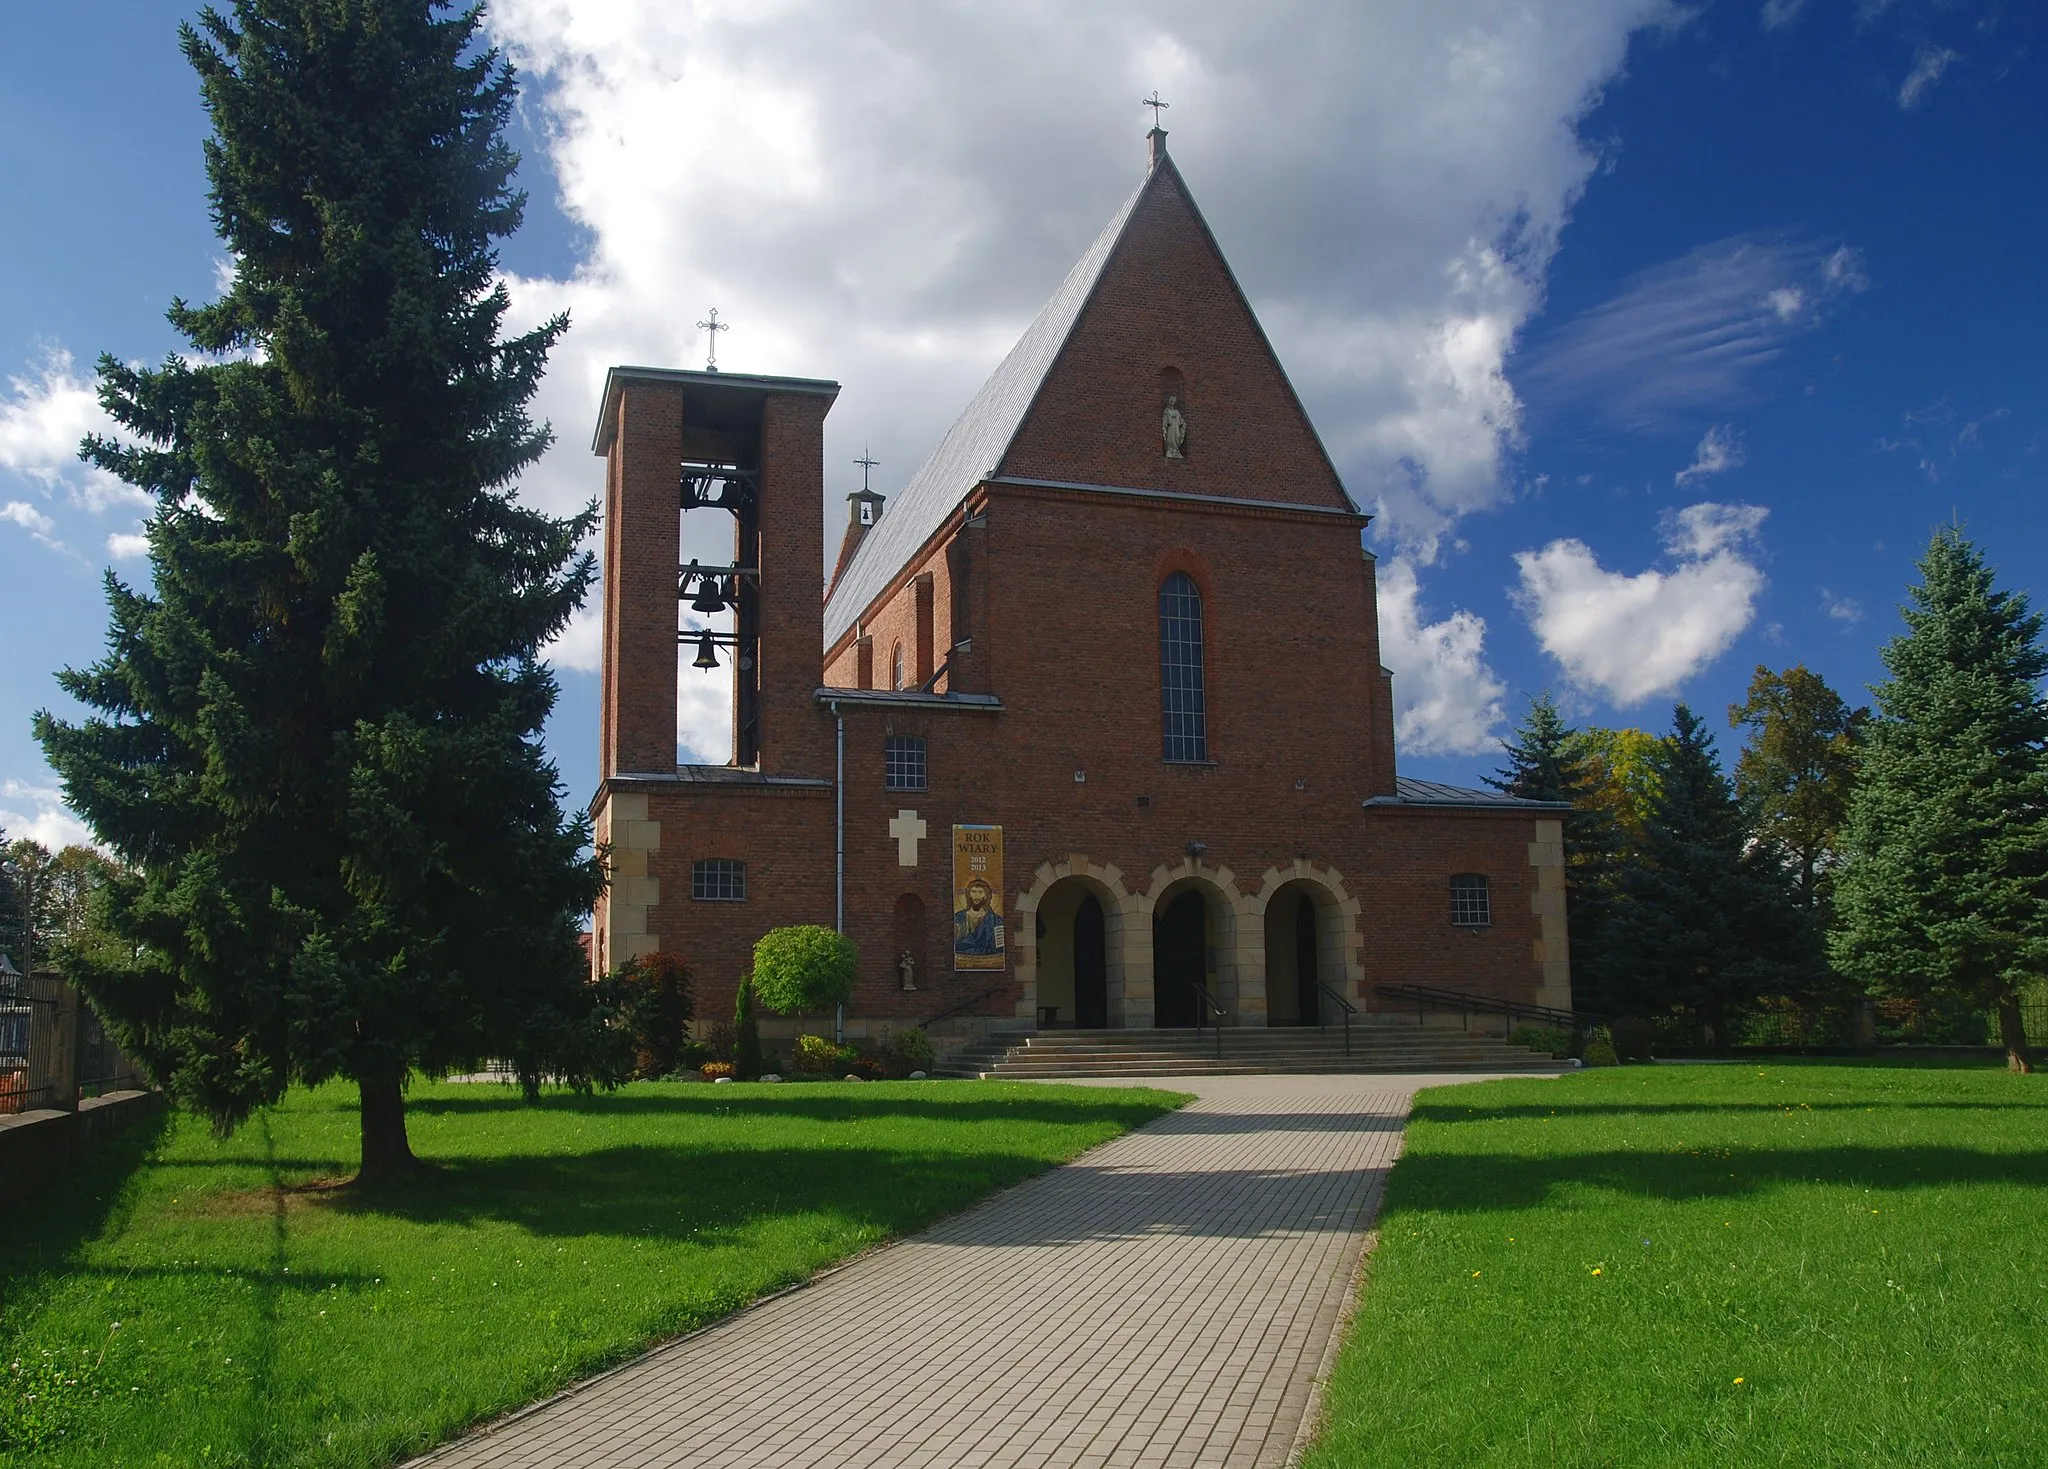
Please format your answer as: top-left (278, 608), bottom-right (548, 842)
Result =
top-left (588, 135), bottom-right (1570, 1036)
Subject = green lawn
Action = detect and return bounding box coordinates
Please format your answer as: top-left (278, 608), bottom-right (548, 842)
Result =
top-left (0, 1078), bottom-right (1181, 1467)
top-left (1306, 1062), bottom-right (2048, 1468)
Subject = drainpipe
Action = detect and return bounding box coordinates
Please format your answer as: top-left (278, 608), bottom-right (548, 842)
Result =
top-left (832, 700), bottom-right (846, 1044)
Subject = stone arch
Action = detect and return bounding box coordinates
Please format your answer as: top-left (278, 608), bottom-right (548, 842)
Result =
top-left (1014, 857), bottom-right (1139, 1027)
top-left (1248, 860), bottom-right (1365, 1025)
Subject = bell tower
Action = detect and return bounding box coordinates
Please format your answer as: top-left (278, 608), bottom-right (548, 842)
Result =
top-left (592, 366), bottom-right (840, 777)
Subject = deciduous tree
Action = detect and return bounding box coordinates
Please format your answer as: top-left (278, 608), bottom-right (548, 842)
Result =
top-left (1832, 527), bottom-right (2048, 1072)
top-left (34, 0), bottom-right (602, 1178)
top-left (1728, 665), bottom-right (1867, 913)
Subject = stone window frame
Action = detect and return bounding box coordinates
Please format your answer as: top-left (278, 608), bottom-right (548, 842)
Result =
top-left (885, 734), bottom-right (927, 791)
top-left (1449, 873), bottom-right (1491, 928)
top-left (1158, 570), bottom-right (1210, 764)
top-left (692, 858), bottom-right (747, 902)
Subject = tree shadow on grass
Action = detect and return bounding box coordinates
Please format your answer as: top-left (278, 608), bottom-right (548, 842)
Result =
top-left (1389, 1143), bottom-right (2048, 1214)
top-left (0, 1108), bottom-right (173, 1318)
top-left (406, 1088), bottom-right (1182, 1133)
top-left (1409, 1099), bottom-right (2048, 1126)
top-left (324, 1142), bottom-right (1079, 1245)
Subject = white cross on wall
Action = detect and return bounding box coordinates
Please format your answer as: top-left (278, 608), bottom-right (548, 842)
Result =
top-left (889, 809), bottom-right (928, 867)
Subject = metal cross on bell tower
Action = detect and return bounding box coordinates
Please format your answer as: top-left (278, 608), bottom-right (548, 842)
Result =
top-left (696, 307), bottom-right (729, 372)
top-left (1143, 91), bottom-right (1169, 128)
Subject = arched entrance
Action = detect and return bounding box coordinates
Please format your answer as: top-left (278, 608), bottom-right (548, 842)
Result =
top-left (1263, 884), bottom-right (1323, 1024)
top-left (1153, 886), bottom-right (1213, 1028)
top-left (1032, 878), bottom-right (1112, 1028)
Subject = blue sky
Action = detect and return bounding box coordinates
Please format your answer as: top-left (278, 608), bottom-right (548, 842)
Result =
top-left (1, 1), bottom-right (2042, 847)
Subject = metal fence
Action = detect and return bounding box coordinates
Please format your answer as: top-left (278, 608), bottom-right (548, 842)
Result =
top-left (0, 968), bottom-right (146, 1114)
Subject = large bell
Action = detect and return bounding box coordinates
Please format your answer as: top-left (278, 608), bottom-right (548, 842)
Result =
top-left (690, 631), bottom-right (720, 670)
top-left (688, 573), bottom-right (726, 614)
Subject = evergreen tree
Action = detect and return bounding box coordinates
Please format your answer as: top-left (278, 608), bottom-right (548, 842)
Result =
top-left (1832, 526), bottom-right (2048, 1072)
top-left (1728, 665), bottom-right (1868, 914)
top-left (1607, 704), bottom-right (1820, 1043)
top-left (1487, 694), bottom-right (1621, 1009)
top-left (33, 0), bottom-right (602, 1177)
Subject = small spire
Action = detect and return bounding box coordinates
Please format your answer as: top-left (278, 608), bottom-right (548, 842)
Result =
top-left (1143, 91), bottom-right (1170, 169)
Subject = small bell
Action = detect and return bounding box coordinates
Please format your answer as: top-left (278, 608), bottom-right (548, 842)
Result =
top-left (690, 631), bottom-right (720, 670)
top-left (689, 574), bottom-right (726, 614)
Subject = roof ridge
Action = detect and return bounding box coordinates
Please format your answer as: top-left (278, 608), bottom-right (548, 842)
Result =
top-left (821, 166), bottom-right (1160, 650)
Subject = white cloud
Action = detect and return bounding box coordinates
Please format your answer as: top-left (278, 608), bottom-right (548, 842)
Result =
top-left (1662, 500), bottom-right (1768, 557)
top-left (1820, 587), bottom-right (1863, 625)
top-left (1674, 424), bottom-right (1745, 486)
top-left (1760, 0), bottom-right (1806, 29)
top-left (0, 780), bottom-right (96, 852)
top-left (1899, 46), bottom-right (1959, 109)
top-left (1514, 502), bottom-right (1768, 705)
top-left (1375, 557), bottom-right (1506, 755)
top-left (484, 3), bottom-right (1680, 756)
top-left (1519, 232), bottom-right (1869, 432)
top-left (0, 348), bottom-right (145, 514)
top-left (2, 500), bottom-right (57, 539)
top-left (105, 530), bottom-right (150, 560)
top-left (543, 597), bottom-right (601, 674)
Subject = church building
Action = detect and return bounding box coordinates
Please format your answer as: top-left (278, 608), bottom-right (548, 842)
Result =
top-left (587, 126), bottom-right (1571, 1042)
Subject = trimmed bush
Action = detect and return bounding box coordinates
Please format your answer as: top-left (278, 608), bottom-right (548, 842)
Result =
top-left (751, 925), bottom-right (858, 1018)
top-left (1582, 1036), bottom-right (1620, 1066)
top-left (699, 1061), bottom-right (735, 1081)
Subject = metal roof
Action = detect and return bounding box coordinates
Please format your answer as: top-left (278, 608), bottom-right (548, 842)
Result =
top-left (1366, 777), bottom-right (1574, 812)
top-left (820, 174), bottom-right (1150, 649)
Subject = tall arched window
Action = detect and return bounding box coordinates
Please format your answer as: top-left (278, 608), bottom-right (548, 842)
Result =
top-left (1159, 571), bottom-right (1209, 762)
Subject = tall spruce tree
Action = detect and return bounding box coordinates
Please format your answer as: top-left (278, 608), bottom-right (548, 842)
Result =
top-left (1832, 527), bottom-right (2048, 1072)
top-left (1606, 704), bottom-right (1819, 1042)
top-left (1487, 694), bottom-right (1620, 1008)
top-left (33, 0), bottom-right (604, 1177)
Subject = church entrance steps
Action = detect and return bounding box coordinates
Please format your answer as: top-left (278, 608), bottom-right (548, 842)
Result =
top-left (937, 1026), bottom-right (1557, 1079)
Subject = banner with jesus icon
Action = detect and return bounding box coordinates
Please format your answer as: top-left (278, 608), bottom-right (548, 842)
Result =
top-left (951, 824), bottom-right (1006, 971)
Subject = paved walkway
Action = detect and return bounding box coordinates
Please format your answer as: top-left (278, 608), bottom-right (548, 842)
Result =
top-left (416, 1072), bottom-right (1542, 1469)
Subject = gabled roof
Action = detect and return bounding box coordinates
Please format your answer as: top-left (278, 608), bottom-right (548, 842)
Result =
top-left (820, 175), bottom-right (1148, 650)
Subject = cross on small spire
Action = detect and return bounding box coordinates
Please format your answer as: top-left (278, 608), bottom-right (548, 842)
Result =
top-left (695, 307), bottom-right (729, 372)
top-left (854, 447), bottom-right (879, 493)
top-left (1142, 91), bottom-right (1169, 128)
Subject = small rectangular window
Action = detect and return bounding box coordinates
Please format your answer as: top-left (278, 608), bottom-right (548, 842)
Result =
top-left (692, 858), bottom-right (746, 902)
top-left (885, 735), bottom-right (927, 791)
top-left (1450, 873), bottom-right (1491, 928)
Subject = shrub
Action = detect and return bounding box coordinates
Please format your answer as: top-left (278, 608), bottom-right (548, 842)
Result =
top-left (699, 1060), bottom-right (735, 1081)
top-left (794, 1034), bottom-right (861, 1075)
top-left (674, 1040), bottom-right (714, 1075)
top-left (844, 1056), bottom-right (887, 1082)
top-left (610, 950), bottom-right (695, 1080)
top-left (1582, 1027), bottom-right (1620, 1067)
top-left (751, 925), bottom-right (858, 1017)
top-left (733, 977), bottom-right (765, 1080)
top-left (1508, 1025), bottom-right (1573, 1058)
top-left (889, 1027), bottom-right (935, 1075)
top-left (1609, 1016), bottom-right (1656, 1063)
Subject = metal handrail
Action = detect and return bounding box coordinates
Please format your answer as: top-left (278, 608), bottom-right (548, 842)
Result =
top-left (1315, 981), bottom-right (1356, 1056)
top-left (1189, 980), bottom-right (1227, 1063)
top-left (1376, 981), bottom-right (1602, 1035)
top-left (918, 985), bottom-right (1008, 1032)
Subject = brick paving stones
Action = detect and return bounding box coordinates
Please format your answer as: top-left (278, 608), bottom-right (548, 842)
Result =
top-left (413, 1072), bottom-right (1538, 1469)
